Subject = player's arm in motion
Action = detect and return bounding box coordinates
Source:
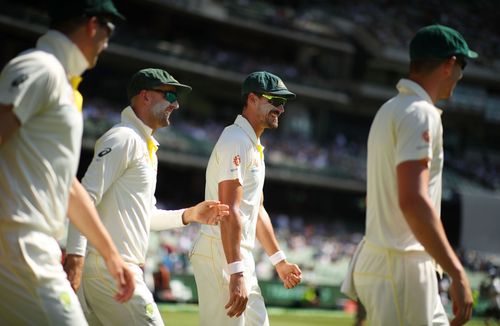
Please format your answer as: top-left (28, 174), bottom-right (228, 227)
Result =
top-left (1, 104), bottom-right (134, 303)
top-left (256, 193), bottom-right (302, 289)
top-left (398, 160), bottom-right (473, 326)
top-left (67, 178), bottom-right (135, 303)
top-left (219, 179), bottom-right (248, 318)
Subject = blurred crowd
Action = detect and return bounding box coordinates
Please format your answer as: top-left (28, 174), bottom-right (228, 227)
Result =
top-left (160, 0), bottom-right (500, 69)
top-left (83, 99), bottom-right (500, 191)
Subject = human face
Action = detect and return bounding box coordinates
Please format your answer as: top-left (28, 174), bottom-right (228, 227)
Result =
top-left (87, 17), bottom-right (114, 68)
top-left (148, 86), bottom-right (179, 129)
top-left (257, 93), bottom-right (286, 129)
top-left (439, 56), bottom-right (464, 100)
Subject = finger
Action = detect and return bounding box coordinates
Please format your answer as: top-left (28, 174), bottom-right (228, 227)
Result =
top-left (225, 297), bottom-right (234, 310)
top-left (450, 308), bottom-right (466, 326)
top-left (115, 270), bottom-right (135, 302)
top-left (464, 303), bottom-right (472, 322)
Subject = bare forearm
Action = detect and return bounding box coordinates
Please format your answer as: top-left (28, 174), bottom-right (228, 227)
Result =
top-left (67, 177), bottom-right (118, 260)
top-left (221, 210), bottom-right (242, 263)
top-left (256, 206), bottom-right (280, 255)
top-left (401, 196), bottom-right (464, 279)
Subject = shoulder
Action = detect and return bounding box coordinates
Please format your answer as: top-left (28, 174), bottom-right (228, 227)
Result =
top-left (216, 126), bottom-right (251, 151)
top-left (97, 125), bottom-right (143, 149)
top-left (2, 50), bottom-right (62, 84)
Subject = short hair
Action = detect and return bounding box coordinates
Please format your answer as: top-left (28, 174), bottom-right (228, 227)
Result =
top-left (49, 16), bottom-right (88, 34)
top-left (241, 93), bottom-right (251, 109)
top-left (409, 58), bottom-right (447, 74)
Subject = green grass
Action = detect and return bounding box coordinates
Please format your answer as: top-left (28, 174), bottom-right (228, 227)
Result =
top-left (159, 303), bottom-right (488, 325)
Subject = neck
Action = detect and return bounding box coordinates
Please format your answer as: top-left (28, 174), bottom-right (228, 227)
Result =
top-left (408, 75), bottom-right (440, 104)
top-left (242, 111), bottom-right (264, 138)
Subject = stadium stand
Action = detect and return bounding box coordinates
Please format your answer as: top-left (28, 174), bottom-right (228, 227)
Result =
top-left (2, 0), bottom-right (499, 314)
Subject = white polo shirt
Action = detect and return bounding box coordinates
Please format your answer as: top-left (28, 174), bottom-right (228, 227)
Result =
top-left (365, 79), bottom-right (443, 251)
top-left (66, 107), bottom-right (185, 264)
top-left (200, 115), bottom-right (265, 250)
top-left (0, 30), bottom-right (87, 239)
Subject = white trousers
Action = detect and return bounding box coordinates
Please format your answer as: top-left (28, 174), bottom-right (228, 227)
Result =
top-left (79, 251), bottom-right (163, 326)
top-left (0, 226), bottom-right (87, 325)
top-left (190, 233), bottom-right (269, 326)
top-left (353, 242), bottom-right (449, 326)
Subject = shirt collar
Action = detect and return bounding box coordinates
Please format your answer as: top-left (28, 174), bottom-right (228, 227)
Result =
top-left (121, 106), bottom-right (159, 146)
top-left (397, 79), bottom-right (443, 114)
top-left (36, 30), bottom-right (89, 79)
top-left (234, 115), bottom-right (263, 148)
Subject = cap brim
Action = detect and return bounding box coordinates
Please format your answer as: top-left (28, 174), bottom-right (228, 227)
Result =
top-left (269, 90), bottom-right (296, 99)
top-left (466, 50), bottom-right (478, 59)
top-left (169, 83), bottom-right (192, 96)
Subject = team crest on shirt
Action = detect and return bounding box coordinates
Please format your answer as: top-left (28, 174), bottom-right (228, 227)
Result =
top-left (422, 130), bottom-right (430, 143)
top-left (233, 155), bottom-right (241, 167)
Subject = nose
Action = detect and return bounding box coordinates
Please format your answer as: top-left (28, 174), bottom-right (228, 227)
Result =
top-left (276, 104), bottom-right (285, 113)
top-left (170, 101), bottom-right (179, 110)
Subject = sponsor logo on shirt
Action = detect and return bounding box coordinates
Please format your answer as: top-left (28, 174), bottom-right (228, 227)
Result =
top-left (11, 74), bottom-right (28, 88)
top-left (97, 147), bottom-right (112, 157)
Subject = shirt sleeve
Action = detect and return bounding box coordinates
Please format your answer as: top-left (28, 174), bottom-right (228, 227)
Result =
top-left (214, 135), bottom-right (249, 185)
top-left (66, 127), bottom-right (137, 255)
top-left (150, 206), bottom-right (186, 231)
top-left (0, 57), bottom-right (56, 124)
top-left (395, 104), bottom-right (440, 166)
top-left (66, 222), bottom-right (87, 256)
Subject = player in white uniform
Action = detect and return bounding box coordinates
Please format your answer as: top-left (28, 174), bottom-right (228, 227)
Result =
top-left (190, 71), bottom-right (303, 326)
top-left (64, 68), bottom-right (229, 326)
top-left (342, 25), bottom-right (477, 326)
top-left (0, 1), bottom-right (135, 325)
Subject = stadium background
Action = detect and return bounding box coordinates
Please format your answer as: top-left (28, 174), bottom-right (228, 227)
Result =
top-left (1, 0), bottom-right (499, 323)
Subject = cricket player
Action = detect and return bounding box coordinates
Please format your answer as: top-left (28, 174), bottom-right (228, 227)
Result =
top-left (343, 25), bottom-right (477, 325)
top-left (64, 68), bottom-right (230, 325)
top-left (190, 71), bottom-right (303, 326)
top-left (0, 0), bottom-right (135, 325)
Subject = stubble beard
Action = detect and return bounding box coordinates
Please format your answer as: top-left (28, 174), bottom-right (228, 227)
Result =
top-left (152, 102), bottom-right (171, 127)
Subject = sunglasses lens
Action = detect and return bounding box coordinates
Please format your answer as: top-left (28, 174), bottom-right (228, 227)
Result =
top-left (270, 98), bottom-right (286, 106)
top-left (165, 92), bottom-right (178, 103)
top-left (262, 94), bottom-right (286, 107)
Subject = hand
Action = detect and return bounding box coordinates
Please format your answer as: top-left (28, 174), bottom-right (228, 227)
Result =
top-left (225, 273), bottom-right (248, 318)
top-left (63, 254), bottom-right (85, 292)
top-left (103, 253), bottom-right (135, 303)
top-left (449, 273), bottom-right (473, 326)
top-left (276, 261), bottom-right (302, 289)
top-left (183, 200), bottom-right (229, 225)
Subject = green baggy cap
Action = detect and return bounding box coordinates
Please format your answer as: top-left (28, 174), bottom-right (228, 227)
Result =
top-left (241, 71), bottom-right (296, 99)
top-left (127, 68), bottom-right (192, 101)
top-left (410, 24), bottom-right (478, 61)
top-left (49, 0), bottom-right (125, 22)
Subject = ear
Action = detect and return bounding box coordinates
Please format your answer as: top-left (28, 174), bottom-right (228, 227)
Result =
top-left (86, 17), bottom-right (99, 38)
top-left (442, 57), bottom-right (456, 77)
top-left (249, 93), bottom-right (259, 106)
top-left (139, 90), bottom-right (151, 103)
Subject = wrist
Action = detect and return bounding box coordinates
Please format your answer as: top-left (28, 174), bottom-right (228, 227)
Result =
top-left (228, 261), bottom-right (245, 274)
top-left (181, 208), bottom-right (191, 225)
top-left (269, 250), bottom-right (286, 266)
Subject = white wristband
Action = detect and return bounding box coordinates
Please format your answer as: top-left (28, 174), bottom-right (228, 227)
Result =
top-left (228, 261), bottom-right (245, 274)
top-left (269, 250), bottom-right (286, 266)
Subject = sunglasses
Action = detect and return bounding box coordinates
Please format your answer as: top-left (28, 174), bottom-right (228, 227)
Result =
top-left (261, 94), bottom-right (287, 107)
top-left (96, 17), bottom-right (115, 37)
top-left (149, 89), bottom-right (178, 103)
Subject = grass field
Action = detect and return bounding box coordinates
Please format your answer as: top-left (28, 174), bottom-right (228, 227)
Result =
top-left (159, 303), bottom-right (488, 325)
